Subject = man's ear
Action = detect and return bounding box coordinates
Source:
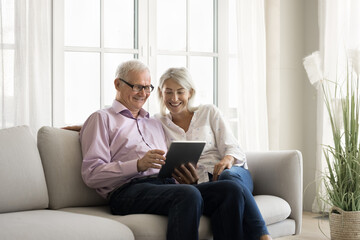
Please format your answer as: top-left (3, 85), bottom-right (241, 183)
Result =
top-left (114, 78), bottom-right (121, 90)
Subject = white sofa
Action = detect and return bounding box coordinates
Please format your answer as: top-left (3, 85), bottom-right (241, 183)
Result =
top-left (0, 125), bottom-right (303, 239)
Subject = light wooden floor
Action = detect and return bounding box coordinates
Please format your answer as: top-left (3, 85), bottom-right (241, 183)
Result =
top-left (277, 212), bottom-right (330, 240)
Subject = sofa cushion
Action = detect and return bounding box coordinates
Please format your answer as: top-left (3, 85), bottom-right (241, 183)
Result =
top-left (61, 206), bottom-right (212, 240)
top-left (0, 210), bottom-right (134, 240)
top-left (0, 126), bottom-right (49, 213)
top-left (267, 219), bottom-right (296, 238)
top-left (254, 195), bottom-right (291, 225)
top-left (37, 126), bottom-right (107, 209)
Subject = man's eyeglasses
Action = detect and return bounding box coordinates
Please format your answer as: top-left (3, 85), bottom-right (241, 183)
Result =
top-left (119, 78), bottom-right (154, 93)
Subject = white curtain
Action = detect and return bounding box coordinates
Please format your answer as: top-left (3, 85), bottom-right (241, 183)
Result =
top-left (305, 0), bottom-right (360, 212)
top-left (0, 0), bottom-right (52, 134)
top-left (235, 0), bottom-right (268, 151)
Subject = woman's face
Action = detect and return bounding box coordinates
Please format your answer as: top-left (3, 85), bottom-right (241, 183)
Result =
top-left (161, 78), bottom-right (192, 116)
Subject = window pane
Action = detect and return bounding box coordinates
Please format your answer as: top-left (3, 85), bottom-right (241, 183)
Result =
top-left (228, 57), bottom-right (239, 108)
top-left (229, 0), bottom-right (237, 54)
top-left (1, 49), bottom-right (15, 127)
top-left (1, 0), bottom-right (14, 44)
top-left (189, 0), bottom-right (213, 52)
top-left (104, 0), bottom-right (134, 48)
top-left (65, 0), bottom-right (100, 47)
top-left (64, 52), bottom-right (100, 124)
top-left (104, 53), bottom-right (134, 106)
top-left (189, 56), bottom-right (213, 105)
top-left (1, 49), bottom-right (14, 97)
top-left (156, 55), bottom-right (186, 82)
top-left (157, 0), bottom-right (186, 51)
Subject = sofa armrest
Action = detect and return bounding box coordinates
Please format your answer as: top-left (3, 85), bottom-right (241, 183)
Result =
top-left (246, 150), bottom-right (303, 235)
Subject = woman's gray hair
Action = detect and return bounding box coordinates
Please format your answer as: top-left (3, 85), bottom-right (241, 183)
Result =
top-left (115, 60), bottom-right (149, 80)
top-left (157, 67), bottom-right (198, 115)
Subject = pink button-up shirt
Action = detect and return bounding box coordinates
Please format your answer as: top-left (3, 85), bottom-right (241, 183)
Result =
top-left (80, 100), bottom-right (167, 198)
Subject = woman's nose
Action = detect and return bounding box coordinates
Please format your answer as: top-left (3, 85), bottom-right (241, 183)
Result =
top-left (171, 93), bottom-right (178, 101)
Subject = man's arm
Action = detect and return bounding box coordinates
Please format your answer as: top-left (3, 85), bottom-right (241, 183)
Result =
top-left (80, 112), bottom-right (139, 190)
top-left (80, 112), bottom-right (167, 191)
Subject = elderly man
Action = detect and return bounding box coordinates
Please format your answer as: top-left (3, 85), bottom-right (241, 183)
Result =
top-left (80, 60), bottom-right (249, 240)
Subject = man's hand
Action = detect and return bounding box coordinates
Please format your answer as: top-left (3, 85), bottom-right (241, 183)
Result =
top-left (212, 155), bottom-right (234, 181)
top-left (137, 149), bottom-right (166, 172)
top-left (172, 163), bottom-right (199, 184)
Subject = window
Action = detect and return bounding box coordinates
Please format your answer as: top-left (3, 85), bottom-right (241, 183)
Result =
top-left (149, 0), bottom-right (217, 112)
top-left (53, 0), bottom-right (138, 126)
top-left (0, 0), bottom-right (15, 127)
top-left (2, 0), bottom-right (265, 145)
top-left (53, 0), bottom-right (218, 126)
top-left (219, 0), bottom-right (241, 138)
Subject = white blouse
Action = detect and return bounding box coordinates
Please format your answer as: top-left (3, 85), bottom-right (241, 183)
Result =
top-left (155, 104), bottom-right (247, 183)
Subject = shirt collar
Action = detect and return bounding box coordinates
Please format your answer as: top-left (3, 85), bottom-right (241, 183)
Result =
top-left (112, 100), bottom-right (150, 119)
top-left (165, 110), bottom-right (197, 123)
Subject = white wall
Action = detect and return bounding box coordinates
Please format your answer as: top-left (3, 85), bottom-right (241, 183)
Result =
top-left (266, 0), bottom-right (319, 211)
top-left (302, 0), bottom-right (319, 213)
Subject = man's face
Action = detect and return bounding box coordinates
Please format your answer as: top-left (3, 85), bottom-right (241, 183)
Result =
top-left (115, 70), bottom-right (151, 116)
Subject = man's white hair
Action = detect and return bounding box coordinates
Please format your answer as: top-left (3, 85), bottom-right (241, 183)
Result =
top-left (115, 60), bottom-right (150, 80)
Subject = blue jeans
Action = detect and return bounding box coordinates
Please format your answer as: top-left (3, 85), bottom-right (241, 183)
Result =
top-left (218, 166), bottom-right (269, 239)
top-left (109, 177), bottom-right (247, 240)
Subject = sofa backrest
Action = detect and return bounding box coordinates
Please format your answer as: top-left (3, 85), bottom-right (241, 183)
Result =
top-left (0, 125), bottom-right (49, 213)
top-left (37, 126), bottom-right (107, 210)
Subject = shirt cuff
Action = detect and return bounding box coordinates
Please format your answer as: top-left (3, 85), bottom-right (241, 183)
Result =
top-left (119, 159), bottom-right (140, 177)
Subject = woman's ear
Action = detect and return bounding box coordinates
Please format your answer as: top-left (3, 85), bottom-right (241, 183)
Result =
top-left (157, 87), bottom-right (163, 98)
top-left (189, 89), bottom-right (194, 98)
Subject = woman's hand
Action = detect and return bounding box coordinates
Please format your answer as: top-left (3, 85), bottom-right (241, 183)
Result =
top-left (137, 149), bottom-right (166, 172)
top-left (62, 125), bottom-right (83, 132)
top-left (212, 155), bottom-right (234, 181)
top-left (172, 163), bottom-right (199, 184)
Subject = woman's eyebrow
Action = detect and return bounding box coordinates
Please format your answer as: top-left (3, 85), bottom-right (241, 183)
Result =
top-left (165, 87), bottom-right (185, 91)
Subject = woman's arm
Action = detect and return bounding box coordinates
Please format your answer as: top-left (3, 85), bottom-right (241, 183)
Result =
top-left (62, 125), bottom-right (82, 132)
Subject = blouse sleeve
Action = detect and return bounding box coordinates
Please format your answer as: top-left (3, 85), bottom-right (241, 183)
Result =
top-left (209, 105), bottom-right (247, 165)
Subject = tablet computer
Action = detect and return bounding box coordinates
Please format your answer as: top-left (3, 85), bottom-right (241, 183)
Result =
top-left (158, 141), bottom-right (206, 178)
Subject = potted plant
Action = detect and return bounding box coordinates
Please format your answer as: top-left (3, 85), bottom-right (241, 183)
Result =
top-left (304, 50), bottom-right (360, 240)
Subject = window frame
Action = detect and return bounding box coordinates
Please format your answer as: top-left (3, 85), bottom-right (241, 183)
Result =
top-left (52, 0), bottom-right (227, 126)
top-left (53, 0), bottom-right (144, 126)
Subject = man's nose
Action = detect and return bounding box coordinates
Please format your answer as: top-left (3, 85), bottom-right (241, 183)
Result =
top-left (138, 88), bottom-right (147, 95)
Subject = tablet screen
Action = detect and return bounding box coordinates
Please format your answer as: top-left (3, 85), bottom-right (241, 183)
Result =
top-left (158, 141), bottom-right (206, 178)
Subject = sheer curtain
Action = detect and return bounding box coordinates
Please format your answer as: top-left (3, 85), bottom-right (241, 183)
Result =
top-left (230, 0), bottom-right (268, 151)
top-left (0, 0), bottom-right (52, 134)
top-left (304, 0), bottom-right (360, 212)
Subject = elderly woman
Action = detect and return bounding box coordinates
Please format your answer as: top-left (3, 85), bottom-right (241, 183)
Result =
top-left (155, 67), bottom-right (272, 240)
